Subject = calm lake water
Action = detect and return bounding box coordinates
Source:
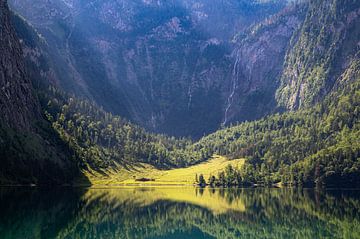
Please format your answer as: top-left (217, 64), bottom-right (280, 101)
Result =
top-left (0, 187), bottom-right (359, 239)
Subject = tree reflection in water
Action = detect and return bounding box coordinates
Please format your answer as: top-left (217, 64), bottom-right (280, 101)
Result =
top-left (0, 187), bottom-right (359, 239)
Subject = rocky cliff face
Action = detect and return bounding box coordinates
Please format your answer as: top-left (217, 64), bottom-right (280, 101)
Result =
top-left (9, 0), bottom-right (358, 138)
top-left (276, 0), bottom-right (360, 110)
top-left (223, 4), bottom-right (307, 124)
top-left (9, 0), bottom-right (288, 138)
top-left (0, 0), bottom-right (39, 130)
top-left (0, 0), bottom-right (79, 184)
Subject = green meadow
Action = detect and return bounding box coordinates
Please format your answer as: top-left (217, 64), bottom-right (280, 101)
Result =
top-left (79, 155), bottom-right (245, 186)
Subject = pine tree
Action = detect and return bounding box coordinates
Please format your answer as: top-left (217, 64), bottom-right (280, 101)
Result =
top-left (198, 174), bottom-right (206, 187)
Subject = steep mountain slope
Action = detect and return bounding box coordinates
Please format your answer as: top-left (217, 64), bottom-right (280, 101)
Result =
top-left (222, 3), bottom-right (307, 124)
top-left (1, 0), bottom-right (358, 187)
top-left (6, 9), bottom-right (206, 185)
top-left (0, 0), bottom-right (38, 130)
top-left (29, 60), bottom-right (359, 187)
top-left (8, 0), bottom-right (359, 139)
top-left (277, 0), bottom-right (360, 109)
top-left (9, 0), bottom-right (288, 138)
top-left (191, 60), bottom-right (360, 186)
top-left (40, 86), bottom-right (202, 171)
top-left (37, 56), bottom-right (360, 186)
top-left (0, 0), bottom-right (79, 184)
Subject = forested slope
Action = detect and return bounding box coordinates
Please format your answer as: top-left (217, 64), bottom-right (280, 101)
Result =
top-left (37, 61), bottom-right (360, 186)
top-left (41, 87), bottom-right (208, 171)
top-left (0, 0), bottom-right (79, 185)
top-left (1, 0), bottom-right (359, 186)
top-left (277, 0), bottom-right (360, 109)
top-left (193, 58), bottom-right (360, 186)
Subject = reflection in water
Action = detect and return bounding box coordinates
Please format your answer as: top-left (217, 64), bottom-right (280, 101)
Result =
top-left (0, 187), bottom-right (359, 239)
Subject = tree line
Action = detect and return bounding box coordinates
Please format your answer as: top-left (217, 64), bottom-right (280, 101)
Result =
top-left (191, 71), bottom-right (360, 187)
top-left (38, 70), bottom-right (360, 187)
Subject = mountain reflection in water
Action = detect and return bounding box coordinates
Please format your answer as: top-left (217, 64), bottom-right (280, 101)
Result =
top-left (0, 187), bottom-right (359, 239)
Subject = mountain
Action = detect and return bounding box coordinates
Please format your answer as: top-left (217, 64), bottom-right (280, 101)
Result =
top-left (15, 0), bottom-right (357, 139)
top-left (8, 0), bottom-right (289, 138)
top-left (0, 0), bottom-right (79, 184)
top-left (191, 67), bottom-right (360, 187)
top-left (189, 0), bottom-right (360, 186)
top-left (221, 3), bottom-right (307, 125)
top-left (0, 0), bottom-right (38, 130)
top-left (277, 0), bottom-right (360, 109)
top-left (0, 0), bottom-right (359, 187)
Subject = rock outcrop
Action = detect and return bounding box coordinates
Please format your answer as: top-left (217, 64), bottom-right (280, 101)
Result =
top-left (0, 0), bottom-right (79, 185)
top-left (276, 0), bottom-right (360, 110)
top-left (0, 0), bottom-right (39, 130)
top-left (223, 4), bottom-right (307, 124)
top-left (8, 0), bottom-right (359, 139)
top-left (9, 0), bottom-right (288, 138)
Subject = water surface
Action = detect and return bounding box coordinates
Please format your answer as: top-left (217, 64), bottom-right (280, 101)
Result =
top-left (0, 187), bottom-right (359, 239)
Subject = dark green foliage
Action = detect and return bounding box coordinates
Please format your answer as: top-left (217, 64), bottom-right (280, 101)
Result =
top-left (5, 0), bottom-right (359, 188)
top-left (10, 0), bottom-right (289, 139)
top-left (39, 86), bottom-right (211, 171)
top-left (0, 120), bottom-right (79, 185)
top-left (3, 188), bottom-right (359, 239)
top-left (38, 70), bottom-right (360, 186)
top-left (198, 174), bottom-right (206, 187)
top-left (191, 73), bottom-right (360, 187)
top-left (277, 0), bottom-right (360, 109)
top-left (208, 175), bottom-right (216, 187)
top-left (201, 165), bottom-right (244, 187)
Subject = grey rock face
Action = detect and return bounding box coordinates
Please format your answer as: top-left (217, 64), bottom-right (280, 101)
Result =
top-left (9, 0), bottom-right (291, 138)
top-left (224, 5), bottom-right (305, 124)
top-left (276, 0), bottom-right (360, 110)
top-left (0, 0), bottom-right (39, 130)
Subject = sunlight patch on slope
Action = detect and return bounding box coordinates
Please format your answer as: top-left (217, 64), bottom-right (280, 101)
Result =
top-left (80, 155), bottom-right (245, 186)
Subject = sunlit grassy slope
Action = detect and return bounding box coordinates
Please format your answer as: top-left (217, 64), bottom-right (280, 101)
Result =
top-left (80, 155), bottom-right (245, 185)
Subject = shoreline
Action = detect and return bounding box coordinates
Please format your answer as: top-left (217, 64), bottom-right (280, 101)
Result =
top-left (1, 184), bottom-right (360, 190)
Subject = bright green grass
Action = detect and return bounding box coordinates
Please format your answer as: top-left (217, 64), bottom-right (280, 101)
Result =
top-left (79, 155), bottom-right (245, 186)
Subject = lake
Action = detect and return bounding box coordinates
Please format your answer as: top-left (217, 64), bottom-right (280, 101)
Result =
top-left (0, 187), bottom-right (359, 239)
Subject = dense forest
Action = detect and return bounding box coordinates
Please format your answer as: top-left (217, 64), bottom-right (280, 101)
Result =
top-left (0, 0), bottom-right (359, 187)
top-left (2, 1), bottom-right (360, 238)
top-left (193, 60), bottom-right (360, 187)
top-left (40, 87), bottom-right (211, 170)
top-left (36, 61), bottom-right (360, 187)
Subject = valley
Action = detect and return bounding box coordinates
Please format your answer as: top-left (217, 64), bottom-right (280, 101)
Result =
top-left (0, 0), bottom-right (359, 188)
top-left (1, 1), bottom-right (360, 237)
top-left (9, 0), bottom-right (290, 138)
